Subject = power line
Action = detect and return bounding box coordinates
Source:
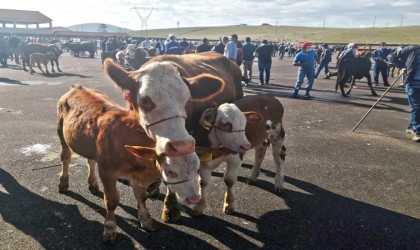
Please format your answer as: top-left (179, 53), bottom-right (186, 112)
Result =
top-left (130, 7), bottom-right (157, 38)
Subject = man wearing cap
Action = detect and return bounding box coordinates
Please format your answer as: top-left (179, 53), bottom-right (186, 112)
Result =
top-left (254, 39), bottom-right (272, 85)
top-left (195, 38), bottom-right (212, 53)
top-left (315, 43), bottom-right (332, 79)
top-left (371, 42), bottom-right (390, 86)
top-left (165, 34), bottom-right (182, 55)
top-left (292, 42), bottom-right (318, 98)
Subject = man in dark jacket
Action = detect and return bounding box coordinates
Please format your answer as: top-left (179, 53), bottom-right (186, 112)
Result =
top-left (372, 42), bottom-right (390, 86)
top-left (242, 37), bottom-right (255, 83)
top-left (394, 45), bottom-right (420, 142)
top-left (195, 38), bottom-right (212, 53)
top-left (254, 39), bottom-right (272, 85)
top-left (315, 43), bottom-right (332, 79)
top-left (211, 36), bottom-right (225, 54)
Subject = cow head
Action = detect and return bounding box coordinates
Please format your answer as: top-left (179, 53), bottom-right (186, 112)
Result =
top-left (104, 59), bottom-right (226, 157)
top-left (199, 103), bottom-right (263, 153)
top-left (125, 146), bottom-right (200, 205)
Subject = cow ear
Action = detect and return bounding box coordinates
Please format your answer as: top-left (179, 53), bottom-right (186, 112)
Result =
top-left (125, 145), bottom-right (158, 160)
top-left (104, 59), bottom-right (140, 109)
top-left (243, 111), bottom-right (264, 124)
top-left (185, 74), bottom-right (225, 102)
top-left (199, 108), bottom-right (217, 130)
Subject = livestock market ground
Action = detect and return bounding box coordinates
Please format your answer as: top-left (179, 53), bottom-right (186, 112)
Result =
top-left (0, 52), bottom-right (419, 250)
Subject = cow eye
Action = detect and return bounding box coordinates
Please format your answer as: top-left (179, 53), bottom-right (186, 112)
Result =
top-left (219, 122), bottom-right (232, 132)
top-left (139, 96), bottom-right (156, 112)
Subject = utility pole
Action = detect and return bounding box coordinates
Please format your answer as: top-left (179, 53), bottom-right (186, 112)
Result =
top-left (130, 6), bottom-right (157, 39)
top-left (400, 16), bottom-right (404, 27)
top-left (276, 21), bottom-right (278, 33)
top-left (373, 16), bottom-right (376, 28)
top-left (323, 18), bottom-right (326, 29)
top-left (177, 20), bottom-right (180, 38)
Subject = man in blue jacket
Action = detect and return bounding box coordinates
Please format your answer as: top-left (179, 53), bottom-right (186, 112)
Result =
top-left (372, 42), bottom-right (390, 86)
top-left (394, 45), bottom-right (420, 142)
top-left (315, 43), bottom-right (332, 79)
top-left (164, 35), bottom-right (182, 55)
top-left (292, 42), bottom-right (318, 98)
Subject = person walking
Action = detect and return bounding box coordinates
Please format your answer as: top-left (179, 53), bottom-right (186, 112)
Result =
top-left (394, 45), bottom-right (420, 142)
top-left (223, 36), bottom-right (237, 62)
top-left (278, 43), bottom-right (285, 60)
top-left (292, 42), bottom-right (317, 98)
top-left (372, 42), bottom-right (390, 86)
top-left (195, 38), bottom-right (212, 53)
top-left (242, 37), bottom-right (255, 83)
top-left (315, 43), bottom-right (332, 79)
top-left (253, 39), bottom-right (272, 85)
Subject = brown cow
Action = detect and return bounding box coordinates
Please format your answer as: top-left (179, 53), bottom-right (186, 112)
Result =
top-left (104, 51), bottom-right (244, 158)
top-left (191, 94), bottom-right (286, 216)
top-left (20, 42), bottom-right (62, 73)
top-left (57, 84), bottom-right (200, 244)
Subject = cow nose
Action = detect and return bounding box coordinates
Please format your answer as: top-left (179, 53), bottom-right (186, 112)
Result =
top-left (240, 143), bottom-right (252, 151)
top-left (185, 195), bottom-right (201, 205)
top-left (166, 140), bottom-right (195, 156)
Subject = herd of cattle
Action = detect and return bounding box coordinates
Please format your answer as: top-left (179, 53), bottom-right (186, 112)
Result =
top-left (9, 40), bottom-right (397, 243)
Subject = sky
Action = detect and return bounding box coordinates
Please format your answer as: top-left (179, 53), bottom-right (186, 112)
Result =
top-left (2, 0), bottom-right (420, 30)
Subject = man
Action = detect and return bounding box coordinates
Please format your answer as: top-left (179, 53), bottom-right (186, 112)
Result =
top-left (292, 42), bottom-right (317, 98)
top-left (394, 45), bottom-right (420, 142)
top-left (278, 43), bottom-right (285, 60)
top-left (254, 39), bottom-right (272, 85)
top-left (336, 43), bottom-right (358, 88)
top-left (242, 37), bottom-right (256, 83)
top-left (372, 42), bottom-right (390, 86)
top-left (195, 38), bottom-right (212, 53)
top-left (8, 34), bottom-right (20, 64)
top-left (315, 43), bottom-right (332, 79)
top-left (231, 34), bottom-right (243, 66)
top-left (164, 34), bottom-right (182, 55)
top-left (212, 36), bottom-right (225, 54)
top-left (140, 39), bottom-right (152, 48)
top-left (223, 36), bottom-right (237, 62)
top-left (180, 37), bottom-right (189, 52)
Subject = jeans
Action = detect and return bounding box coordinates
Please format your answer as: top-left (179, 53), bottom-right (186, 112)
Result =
top-left (405, 84), bottom-right (420, 135)
top-left (315, 61), bottom-right (330, 78)
top-left (374, 61), bottom-right (389, 85)
top-left (294, 67), bottom-right (315, 93)
top-left (258, 62), bottom-right (271, 84)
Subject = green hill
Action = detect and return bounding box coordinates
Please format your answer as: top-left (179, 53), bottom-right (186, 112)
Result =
top-left (128, 25), bottom-right (420, 44)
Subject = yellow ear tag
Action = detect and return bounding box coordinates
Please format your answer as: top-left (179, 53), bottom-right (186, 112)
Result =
top-left (200, 153), bottom-right (212, 163)
top-left (203, 120), bottom-right (212, 131)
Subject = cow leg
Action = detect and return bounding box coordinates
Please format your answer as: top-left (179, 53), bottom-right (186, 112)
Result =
top-left (87, 159), bottom-right (100, 194)
top-left (247, 143), bottom-right (268, 185)
top-left (29, 62), bottom-right (34, 74)
top-left (37, 63), bottom-right (45, 75)
top-left (366, 73), bottom-right (378, 96)
top-left (100, 175), bottom-right (119, 244)
top-left (44, 63), bottom-right (50, 75)
top-left (55, 59), bottom-right (62, 72)
top-left (132, 184), bottom-right (157, 231)
top-left (50, 60), bottom-right (56, 73)
top-left (58, 144), bottom-right (72, 193)
top-left (223, 154), bottom-right (242, 214)
top-left (191, 165), bottom-right (213, 217)
top-left (270, 138), bottom-right (286, 193)
top-left (161, 188), bottom-right (181, 223)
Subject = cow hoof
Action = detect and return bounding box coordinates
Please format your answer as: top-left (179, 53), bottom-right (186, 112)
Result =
top-left (341, 94), bottom-right (349, 98)
top-left (223, 205), bottom-right (235, 215)
top-left (89, 185), bottom-right (100, 195)
top-left (103, 221), bottom-right (117, 244)
top-left (372, 93), bottom-right (378, 96)
top-left (161, 206), bottom-right (181, 223)
top-left (58, 184), bottom-right (69, 193)
top-left (274, 185), bottom-right (284, 193)
top-left (141, 219), bottom-right (158, 232)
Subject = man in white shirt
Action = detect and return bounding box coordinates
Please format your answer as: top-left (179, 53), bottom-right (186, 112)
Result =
top-left (223, 36), bottom-right (237, 61)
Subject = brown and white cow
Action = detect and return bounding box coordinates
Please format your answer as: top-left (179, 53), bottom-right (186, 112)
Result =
top-left (191, 94), bottom-right (286, 216)
top-left (57, 84), bottom-right (200, 243)
top-left (104, 51), bottom-right (244, 158)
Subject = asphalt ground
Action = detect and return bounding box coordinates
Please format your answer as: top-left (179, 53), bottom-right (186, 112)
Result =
top-left (0, 52), bottom-right (419, 249)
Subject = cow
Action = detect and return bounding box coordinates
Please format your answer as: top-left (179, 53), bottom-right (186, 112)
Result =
top-left (64, 41), bottom-right (96, 58)
top-left (191, 94), bottom-right (286, 216)
top-left (29, 52), bottom-right (57, 75)
top-left (103, 51), bottom-right (244, 158)
top-left (124, 44), bottom-right (150, 70)
top-left (335, 56), bottom-right (378, 97)
top-left (20, 42), bottom-right (62, 73)
top-left (57, 84), bottom-right (200, 244)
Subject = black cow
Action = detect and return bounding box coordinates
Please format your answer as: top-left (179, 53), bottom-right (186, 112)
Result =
top-left (335, 56), bottom-right (377, 97)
